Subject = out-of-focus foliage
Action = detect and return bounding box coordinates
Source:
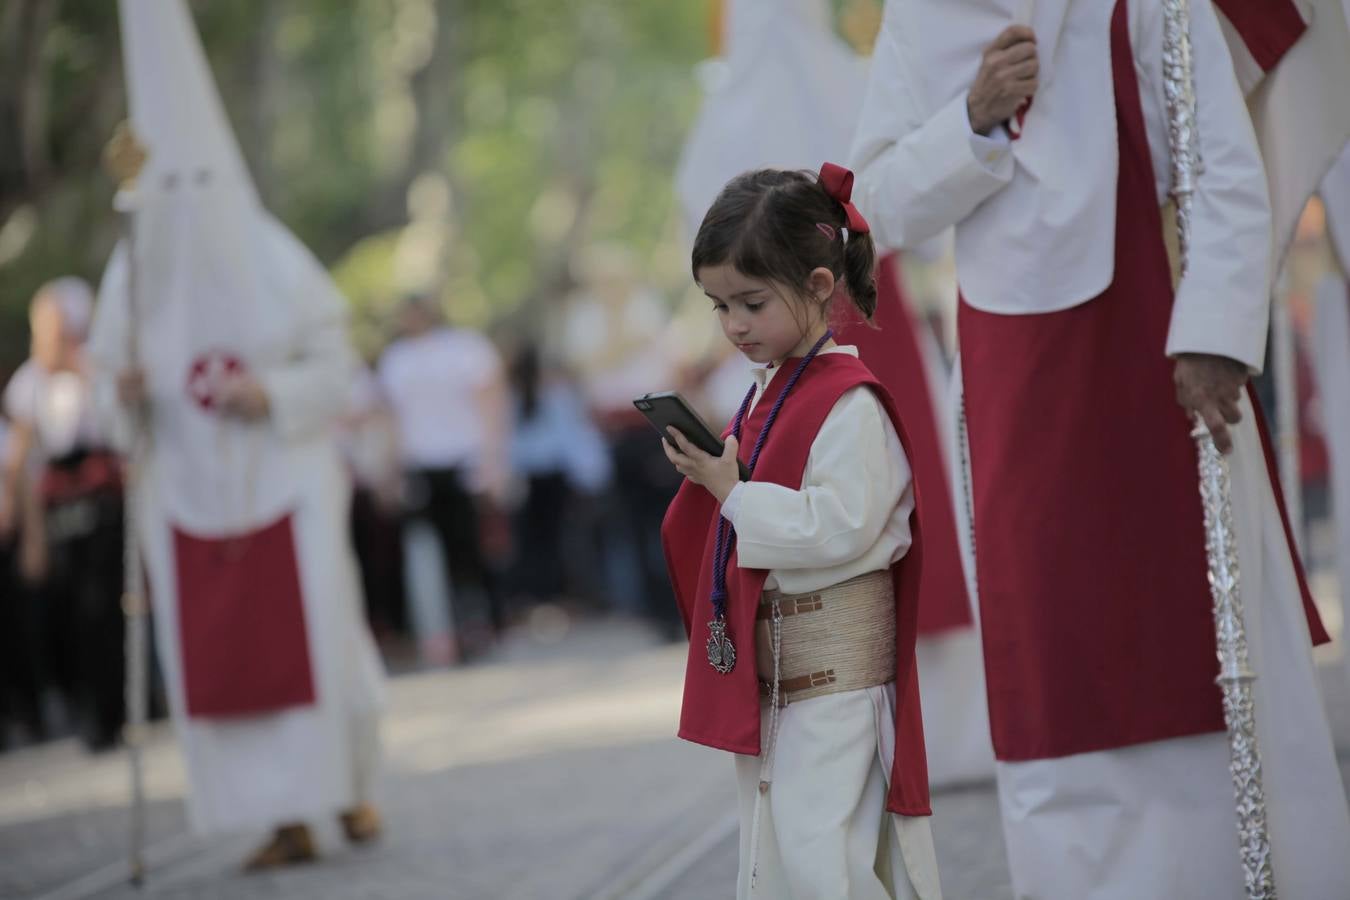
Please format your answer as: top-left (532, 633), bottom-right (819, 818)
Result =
top-left (0, 0), bottom-right (710, 369)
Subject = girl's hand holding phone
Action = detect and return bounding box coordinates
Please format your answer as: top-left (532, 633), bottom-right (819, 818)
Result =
top-left (663, 427), bottom-right (741, 504)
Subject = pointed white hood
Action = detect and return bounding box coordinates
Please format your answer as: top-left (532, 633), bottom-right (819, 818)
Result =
top-left (1223, 0), bottom-right (1350, 269)
top-left (92, 0), bottom-right (352, 535)
top-left (113, 0), bottom-right (267, 327)
top-left (118, 0), bottom-right (255, 205)
top-left (674, 0), bottom-right (866, 235)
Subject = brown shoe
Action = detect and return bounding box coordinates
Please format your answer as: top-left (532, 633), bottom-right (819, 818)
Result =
top-left (243, 824), bottom-right (318, 871)
top-left (339, 804), bottom-right (383, 844)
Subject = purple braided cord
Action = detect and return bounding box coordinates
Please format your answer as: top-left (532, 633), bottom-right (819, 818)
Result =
top-left (709, 330), bottom-right (834, 621)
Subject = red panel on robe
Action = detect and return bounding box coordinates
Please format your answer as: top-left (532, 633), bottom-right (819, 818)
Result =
top-left (838, 255), bottom-right (973, 634)
top-left (175, 513), bottom-right (316, 717)
top-left (1250, 392), bottom-right (1330, 644)
top-left (661, 353), bottom-right (932, 816)
top-left (1214, 0), bottom-right (1307, 72)
top-left (958, 0), bottom-right (1326, 762)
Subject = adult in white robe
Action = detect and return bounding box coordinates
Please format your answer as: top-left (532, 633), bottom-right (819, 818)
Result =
top-left (88, 0), bottom-right (384, 865)
top-left (1313, 144), bottom-right (1350, 677)
top-left (850, 0), bottom-right (1350, 896)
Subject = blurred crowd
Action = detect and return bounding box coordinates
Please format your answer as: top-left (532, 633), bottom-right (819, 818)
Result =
top-left (0, 250), bottom-right (751, 755)
top-left (4, 245), bottom-right (1338, 760)
top-left (0, 278), bottom-right (128, 753)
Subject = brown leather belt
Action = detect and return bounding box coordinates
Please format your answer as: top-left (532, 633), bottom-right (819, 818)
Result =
top-left (755, 592), bottom-right (824, 620)
top-left (759, 670), bottom-right (837, 697)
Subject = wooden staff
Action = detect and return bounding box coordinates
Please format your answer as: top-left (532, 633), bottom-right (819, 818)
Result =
top-left (102, 121), bottom-right (151, 887)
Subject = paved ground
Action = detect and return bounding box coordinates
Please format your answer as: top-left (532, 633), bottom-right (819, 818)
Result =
top-left (4, 606), bottom-right (1350, 900)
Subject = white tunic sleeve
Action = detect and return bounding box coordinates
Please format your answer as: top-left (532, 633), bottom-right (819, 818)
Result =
top-left (722, 386), bottom-right (912, 575)
top-left (87, 243), bottom-right (138, 454)
top-left (260, 315), bottom-right (353, 442)
top-left (1139, 0), bottom-right (1272, 372)
top-left (849, 4), bottom-right (1015, 252)
top-left (255, 219), bottom-right (356, 441)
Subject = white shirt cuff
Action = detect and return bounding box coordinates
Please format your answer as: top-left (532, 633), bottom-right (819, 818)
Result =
top-left (719, 481), bottom-right (746, 525)
top-left (964, 93), bottom-right (1011, 171)
top-left (1164, 308), bottom-right (1268, 375)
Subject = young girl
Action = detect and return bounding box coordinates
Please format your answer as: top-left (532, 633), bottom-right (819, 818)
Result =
top-left (660, 165), bottom-right (942, 900)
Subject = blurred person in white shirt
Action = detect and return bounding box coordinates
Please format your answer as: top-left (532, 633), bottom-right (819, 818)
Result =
top-left (377, 294), bottom-right (510, 663)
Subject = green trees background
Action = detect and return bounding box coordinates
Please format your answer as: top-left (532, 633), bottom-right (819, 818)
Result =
top-left (4, 0), bottom-right (1342, 537)
top-left (0, 0), bottom-right (713, 368)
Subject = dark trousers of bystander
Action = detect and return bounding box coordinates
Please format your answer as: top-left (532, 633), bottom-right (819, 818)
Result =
top-left (0, 536), bottom-right (46, 747)
top-left (607, 426), bottom-right (682, 636)
top-left (43, 486), bottom-right (126, 751)
top-left (351, 487), bottom-right (407, 637)
top-left (404, 467), bottom-right (504, 658)
top-left (508, 471), bottom-right (571, 605)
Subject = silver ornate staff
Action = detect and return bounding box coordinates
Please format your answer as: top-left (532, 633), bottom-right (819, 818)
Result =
top-left (103, 122), bottom-right (152, 887)
top-left (1163, 3), bottom-right (1276, 897)
top-left (957, 396), bottom-right (979, 604)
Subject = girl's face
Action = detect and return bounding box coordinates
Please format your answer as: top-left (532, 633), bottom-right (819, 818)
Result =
top-left (698, 264), bottom-right (833, 366)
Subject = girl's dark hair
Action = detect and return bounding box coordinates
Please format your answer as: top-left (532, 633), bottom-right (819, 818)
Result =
top-left (690, 168), bottom-right (877, 321)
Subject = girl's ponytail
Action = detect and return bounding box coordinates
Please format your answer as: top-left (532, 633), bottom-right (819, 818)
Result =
top-left (842, 228), bottom-right (877, 321)
top-left (816, 162), bottom-right (877, 322)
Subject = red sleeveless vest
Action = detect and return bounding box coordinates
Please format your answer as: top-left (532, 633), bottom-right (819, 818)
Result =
top-left (661, 353), bottom-right (932, 816)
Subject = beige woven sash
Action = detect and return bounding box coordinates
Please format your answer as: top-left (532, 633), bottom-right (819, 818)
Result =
top-left (755, 570), bottom-right (896, 706)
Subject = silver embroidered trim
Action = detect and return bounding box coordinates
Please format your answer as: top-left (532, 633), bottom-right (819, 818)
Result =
top-left (1163, 0), bottom-right (1203, 279)
top-left (958, 398), bottom-right (978, 601)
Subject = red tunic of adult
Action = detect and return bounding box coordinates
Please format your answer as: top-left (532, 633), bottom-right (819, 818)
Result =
top-left (661, 352), bottom-right (932, 816)
top-left (839, 254), bottom-right (973, 635)
top-left (957, 0), bottom-right (1326, 762)
top-left (1214, 0), bottom-right (1306, 71)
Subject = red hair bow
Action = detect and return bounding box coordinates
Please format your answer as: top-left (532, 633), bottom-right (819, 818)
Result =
top-left (818, 162), bottom-right (870, 235)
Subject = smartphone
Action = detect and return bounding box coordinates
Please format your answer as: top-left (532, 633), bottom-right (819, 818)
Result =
top-left (633, 391), bottom-right (751, 481)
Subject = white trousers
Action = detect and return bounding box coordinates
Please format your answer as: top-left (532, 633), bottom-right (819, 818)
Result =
top-left (916, 629), bottom-right (995, 788)
top-left (734, 684), bottom-right (943, 900)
